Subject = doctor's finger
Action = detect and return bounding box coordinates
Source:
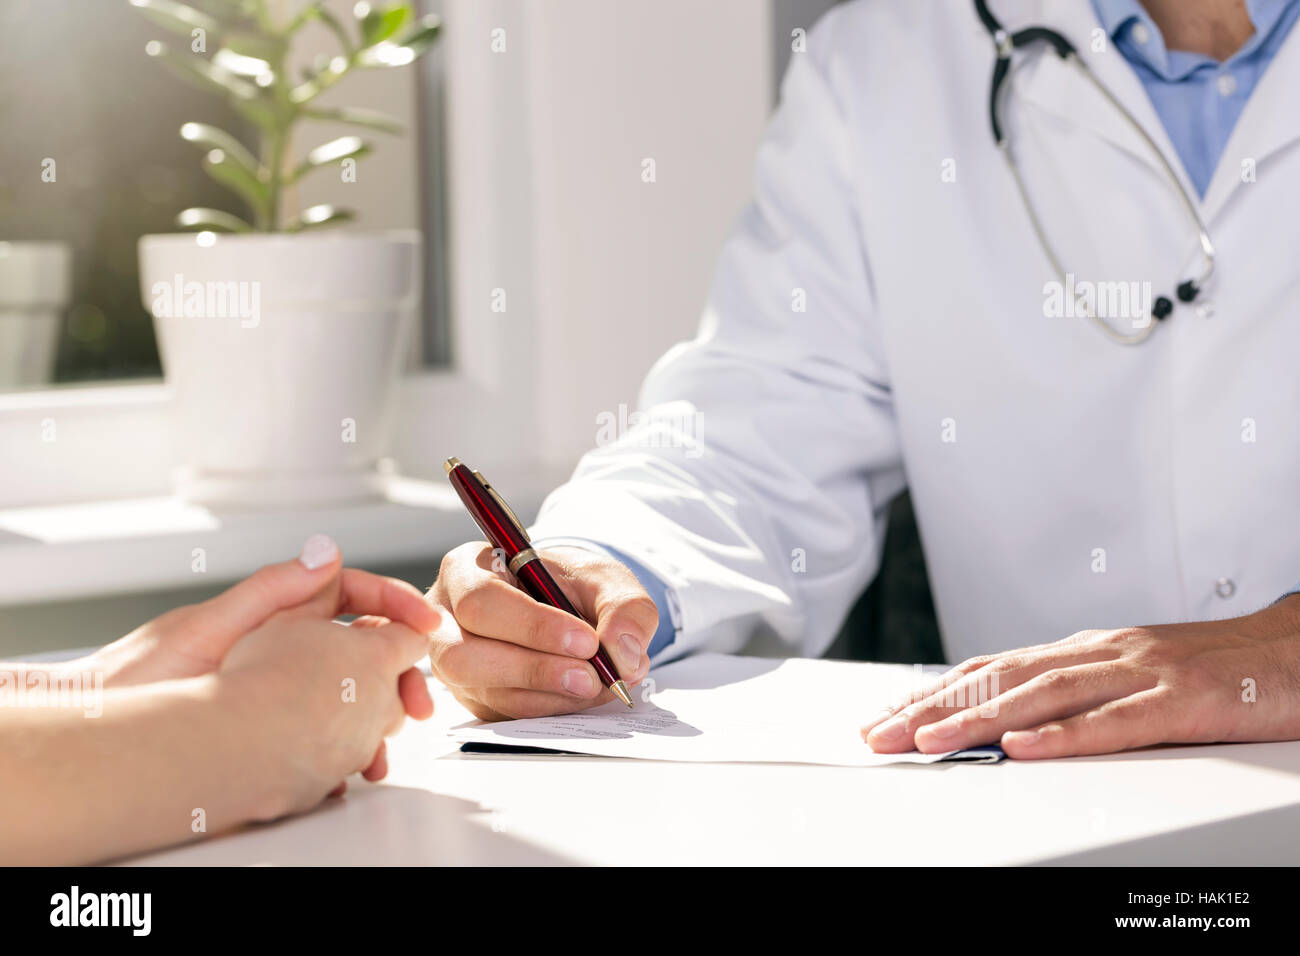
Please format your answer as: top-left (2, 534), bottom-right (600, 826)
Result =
top-left (588, 588), bottom-right (657, 684)
top-left (911, 662), bottom-right (1144, 754)
top-left (431, 630), bottom-right (603, 702)
top-left (444, 572), bottom-right (600, 658)
top-left (472, 685), bottom-right (616, 721)
top-left (865, 640), bottom-right (1123, 734)
top-left (932, 629), bottom-right (1114, 687)
top-left (863, 644), bottom-right (1121, 746)
top-left (1001, 689), bottom-right (1173, 759)
top-left (550, 561), bottom-right (658, 682)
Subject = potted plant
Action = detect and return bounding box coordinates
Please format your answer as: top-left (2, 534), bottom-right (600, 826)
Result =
top-left (132, 0), bottom-right (440, 507)
top-left (0, 241), bottom-right (70, 389)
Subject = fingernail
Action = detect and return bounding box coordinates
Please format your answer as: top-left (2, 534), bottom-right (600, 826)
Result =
top-left (562, 668), bottom-right (594, 697)
top-left (872, 718), bottom-right (905, 741)
top-left (867, 708), bottom-right (893, 727)
top-left (299, 534), bottom-right (339, 570)
top-left (618, 633), bottom-right (642, 673)
top-left (562, 629), bottom-right (594, 657)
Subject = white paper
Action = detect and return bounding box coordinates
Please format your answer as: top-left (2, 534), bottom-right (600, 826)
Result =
top-left (450, 654), bottom-right (1002, 766)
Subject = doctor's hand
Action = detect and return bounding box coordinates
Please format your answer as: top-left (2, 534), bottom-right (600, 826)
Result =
top-left (427, 543), bottom-right (656, 721)
top-left (862, 595), bottom-right (1300, 759)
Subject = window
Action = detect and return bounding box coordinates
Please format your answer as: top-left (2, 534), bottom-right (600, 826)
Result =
top-left (0, 0), bottom-right (451, 391)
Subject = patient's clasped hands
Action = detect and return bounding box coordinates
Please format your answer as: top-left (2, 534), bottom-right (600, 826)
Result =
top-left (1, 535), bottom-right (438, 864)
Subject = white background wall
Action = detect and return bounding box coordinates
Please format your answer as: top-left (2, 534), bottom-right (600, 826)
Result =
top-left (294, 0), bottom-right (775, 472)
top-left (524, 0), bottom-right (773, 465)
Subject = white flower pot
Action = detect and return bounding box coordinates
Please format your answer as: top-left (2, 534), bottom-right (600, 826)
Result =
top-left (0, 241), bottom-right (69, 389)
top-left (138, 231), bottom-right (420, 508)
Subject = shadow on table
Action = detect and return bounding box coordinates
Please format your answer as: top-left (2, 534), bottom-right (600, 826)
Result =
top-left (118, 783), bottom-right (578, 866)
top-left (1022, 740), bottom-right (1300, 864)
top-left (478, 701), bottom-right (703, 741)
top-left (1036, 801), bottom-right (1300, 865)
top-left (449, 657), bottom-right (795, 743)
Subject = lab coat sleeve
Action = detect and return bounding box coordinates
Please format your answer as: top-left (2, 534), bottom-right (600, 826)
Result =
top-left (528, 14), bottom-right (905, 663)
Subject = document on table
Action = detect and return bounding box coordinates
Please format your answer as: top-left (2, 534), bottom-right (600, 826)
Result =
top-left (449, 653), bottom-right (1003, 766)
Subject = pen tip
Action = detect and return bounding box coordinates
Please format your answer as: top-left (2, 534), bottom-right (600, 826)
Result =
top-left (444, 456), bottom-right (461, 475)
top-left (611, 681), bottom-right (633, 709)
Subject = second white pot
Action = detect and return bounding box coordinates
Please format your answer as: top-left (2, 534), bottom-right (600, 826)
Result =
top-left (138, 230), bottom-right (420, 509)
top-left (0, 241), bottom-right (69, 389)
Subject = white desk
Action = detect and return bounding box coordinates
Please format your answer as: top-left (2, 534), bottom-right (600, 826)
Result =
top-left (125, 676), bottom-right (1300, 866)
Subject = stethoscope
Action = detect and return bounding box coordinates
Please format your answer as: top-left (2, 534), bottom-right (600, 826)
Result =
top-left (973, 0), bottom-right (1217, 345)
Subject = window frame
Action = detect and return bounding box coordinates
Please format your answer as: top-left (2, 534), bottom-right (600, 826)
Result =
top-left (0, 0), bottom-right (542, 508)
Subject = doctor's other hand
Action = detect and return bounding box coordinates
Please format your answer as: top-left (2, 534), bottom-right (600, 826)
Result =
top-left (862, 595), bottom-right (1300, 759)
top-left (427, 543), bottom-right (656, 721)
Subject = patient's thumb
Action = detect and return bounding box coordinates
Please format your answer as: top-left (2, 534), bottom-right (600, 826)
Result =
top-left (205, 535), bottom-right (343, 639)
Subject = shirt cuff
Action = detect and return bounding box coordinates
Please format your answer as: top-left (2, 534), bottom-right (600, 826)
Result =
top-left (529, 536), bottom-right (679, 660)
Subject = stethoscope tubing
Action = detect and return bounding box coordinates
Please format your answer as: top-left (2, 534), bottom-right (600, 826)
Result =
top-left (974, 0), bottom-right (1217, 344)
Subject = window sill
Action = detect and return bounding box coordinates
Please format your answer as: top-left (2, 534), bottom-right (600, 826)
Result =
top-left (0, 466), bottom-right (569, 608)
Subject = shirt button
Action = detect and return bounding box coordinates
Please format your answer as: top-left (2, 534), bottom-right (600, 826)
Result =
top-left (1217, 73), bottom-right (1238, 97)
top-left (1215, 577), bottom-right (1236, 599)
top-left (1196, 300), bottom-right (1216, 319)
top-left (1131, 23), bottom-right (1151, 45)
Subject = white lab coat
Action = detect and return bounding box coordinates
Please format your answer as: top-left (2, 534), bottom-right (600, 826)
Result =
top-left (529, 0), bottom-right (1300, 664)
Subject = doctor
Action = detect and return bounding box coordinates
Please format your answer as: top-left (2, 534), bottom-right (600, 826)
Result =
top-left (426, 0), bottom-right (1300, 757)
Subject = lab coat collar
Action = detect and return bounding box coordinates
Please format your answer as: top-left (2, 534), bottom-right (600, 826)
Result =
top-left (989, 0), bottom-right (1198, 199)
top-left (988, 0), bottom-right (1300, 221)
top-left (1199, 16), bottom-right (1300, 220)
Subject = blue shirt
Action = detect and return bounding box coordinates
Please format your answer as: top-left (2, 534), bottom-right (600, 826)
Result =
top-left (1091, 0), bottom-right (1300, 196)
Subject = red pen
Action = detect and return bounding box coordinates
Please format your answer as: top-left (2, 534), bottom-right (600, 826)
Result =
top-left (444, 457), bottom-right (634, 708)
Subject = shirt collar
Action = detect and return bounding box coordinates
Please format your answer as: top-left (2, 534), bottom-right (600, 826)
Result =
top-left (1092, 0), bottom-right (1298, 77)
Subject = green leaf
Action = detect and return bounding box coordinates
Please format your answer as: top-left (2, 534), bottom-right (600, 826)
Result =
top-left (289, 56), bottom-right (349, 104)
top-left (212, 47), bottom-right (274, 80)
top-left (355, 2), bottom-right (410, 47)
top-left (145, 40), bottom-right (257, 101)
top-left (301, 105), bottom-right (404, 135)
top-left (356, 41), bottom-right (412, 67)
top-left (175, 207), bottom-right (254, 232)
top-left (202, 147), bottom-right (271, 219)
top-left (179, 122), bottom-right (260, 175)
top-left (357, 14), bottom-right (439, 67)
top-left (128, 0), bottom-right (220, 36)
top-left (285, 204), bottom-right (355, 232)
top-left (290, 135), bottom-right (371, 182)
top-left (396, 13), bottom-right (440, 56)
